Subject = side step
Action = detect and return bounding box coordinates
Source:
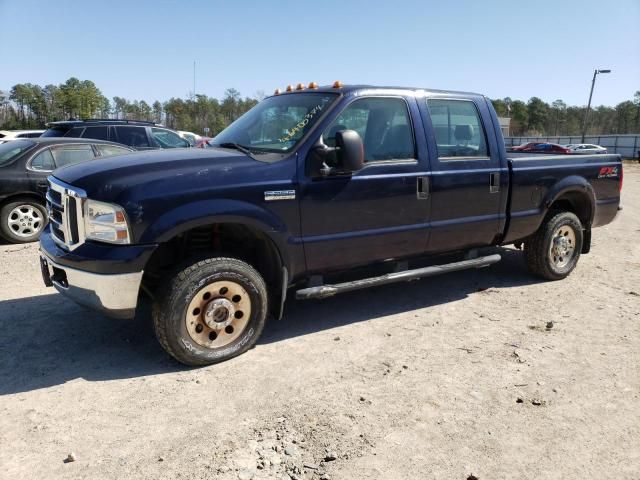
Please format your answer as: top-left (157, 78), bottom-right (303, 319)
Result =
top-left (295, 254), bottom-right (501, 300)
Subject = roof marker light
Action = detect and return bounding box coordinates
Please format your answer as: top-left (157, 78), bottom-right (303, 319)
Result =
top-left (274, 88), bottom-right (281, 95)
top-left (308, 82), bottom-right (319, 89)
top-left (332, 80), bottom-right (343, 88)
top-left (296, 83), bottom-right (306, 90)
top-left (285, 84), bottom-right (293, 92)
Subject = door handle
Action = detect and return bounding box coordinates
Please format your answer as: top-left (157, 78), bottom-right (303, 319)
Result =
top-left (417, 176), bottom-right (429, 199)
top-left (490, 172), bottom-right (500, 193)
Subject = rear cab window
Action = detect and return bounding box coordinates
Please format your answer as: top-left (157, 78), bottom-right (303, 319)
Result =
top-left (426, 99), bottom-right (489, 159)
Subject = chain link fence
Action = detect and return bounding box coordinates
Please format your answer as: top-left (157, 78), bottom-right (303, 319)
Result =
top-left (504, 134), bottom-right (640, 159)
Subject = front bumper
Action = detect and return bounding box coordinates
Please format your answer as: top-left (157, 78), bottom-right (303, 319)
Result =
top-left (40, 251), bottom-right (143, 319)
top-left (38, 228), bottom-right (155, 319)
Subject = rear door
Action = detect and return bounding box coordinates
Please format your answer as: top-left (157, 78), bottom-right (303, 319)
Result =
top-left (299, 95), bottom-right (431, 272)
top-left (419, 96), bottom-right (507, 252)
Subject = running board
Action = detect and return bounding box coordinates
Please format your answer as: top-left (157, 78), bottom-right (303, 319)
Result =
top-left (295, 254), bottom-right (502, 300)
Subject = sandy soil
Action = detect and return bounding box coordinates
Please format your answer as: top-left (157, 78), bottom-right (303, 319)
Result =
top-left (1, 164), bottom-right (639, 480)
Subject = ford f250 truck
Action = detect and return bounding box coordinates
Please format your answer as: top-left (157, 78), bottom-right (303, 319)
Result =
top-left (39, 83), bottom-right (623, 366)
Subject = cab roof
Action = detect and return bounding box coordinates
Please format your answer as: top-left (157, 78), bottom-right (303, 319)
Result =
top-left (270, 84), bottom-right (484, 99)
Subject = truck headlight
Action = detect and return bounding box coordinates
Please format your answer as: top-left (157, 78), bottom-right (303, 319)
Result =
top-left (84, 199), bottom-right (131, 244)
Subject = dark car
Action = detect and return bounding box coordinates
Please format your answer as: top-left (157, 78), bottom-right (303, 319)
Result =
top-left (0, 138), bottom-right (134, 243)
top-left (41, 119), bottom-right (191, 150)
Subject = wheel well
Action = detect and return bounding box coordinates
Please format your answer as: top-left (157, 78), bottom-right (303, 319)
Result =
top-left (548, 192), bottom-right (592, 227)
top-left (142, 223), bottom-right (283, 304)
top-left (0, 193), bottom-right (46, 209)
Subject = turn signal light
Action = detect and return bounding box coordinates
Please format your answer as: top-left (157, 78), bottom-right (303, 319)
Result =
top-left (332, 80), bottom-right (343, 88)
top-left (296, 83), bottom-right (306, 90)
top-left (308, 82), bottom-right (318, 89)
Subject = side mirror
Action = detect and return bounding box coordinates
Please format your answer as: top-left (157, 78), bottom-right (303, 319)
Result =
top-left (335, 130), bottom-right (364, 172)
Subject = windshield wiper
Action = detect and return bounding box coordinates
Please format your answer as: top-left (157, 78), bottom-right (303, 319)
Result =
top-left (216, 142), bottom-right (256, 159)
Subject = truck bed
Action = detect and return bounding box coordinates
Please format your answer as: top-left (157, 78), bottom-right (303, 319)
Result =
top-left (503, 153), bottom-right (622, 244)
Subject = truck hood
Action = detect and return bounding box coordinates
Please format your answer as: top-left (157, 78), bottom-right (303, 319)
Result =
top-left (53, 147), bottom-right (265, 201)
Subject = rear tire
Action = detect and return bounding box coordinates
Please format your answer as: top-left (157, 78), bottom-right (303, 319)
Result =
top-left (152, 256), bottom-right (268, 366)
top-left (524, 211), bottom-right (583, 280)
top-left (0, 199), bottom-right (47, 243)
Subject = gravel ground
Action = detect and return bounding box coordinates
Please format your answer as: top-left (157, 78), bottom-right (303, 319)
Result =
top-left (1, 164), bottom-right (638, 480)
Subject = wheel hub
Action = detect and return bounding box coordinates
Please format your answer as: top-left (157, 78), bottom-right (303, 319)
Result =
top-left (549, 225), bottom-right (576, 269)
top-left (204, 298), bottom-right (235, 328)
top-left (7, 204), bottom-right (43, 238)
top-left (185, 280), bottom-right (252, 349)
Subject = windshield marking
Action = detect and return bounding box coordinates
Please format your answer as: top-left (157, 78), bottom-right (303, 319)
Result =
top-left (278, 103), bottom-right (324, 143)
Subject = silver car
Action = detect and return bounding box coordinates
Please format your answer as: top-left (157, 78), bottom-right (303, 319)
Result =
top-left (565, 144), bottom-right (607, 154)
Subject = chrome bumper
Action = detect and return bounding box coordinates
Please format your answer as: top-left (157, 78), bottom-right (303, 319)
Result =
top-left (40, 251), bottom-right (143, 319)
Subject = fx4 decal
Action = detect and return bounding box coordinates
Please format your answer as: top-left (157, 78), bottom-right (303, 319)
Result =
top-left (598, 166), bottom-right (619, 178)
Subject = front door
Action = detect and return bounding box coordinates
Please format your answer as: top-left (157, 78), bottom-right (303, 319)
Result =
top-left (299, 96), bottom-right (431, 272)
top-left (419, 97), bottom-right (507, 252)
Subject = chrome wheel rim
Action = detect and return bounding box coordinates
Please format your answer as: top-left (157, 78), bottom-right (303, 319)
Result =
top-left (7, 204), bottom-right (43, 238)
top-left (549, 224), bottom-right (576, 269)
top-left (186, 280), bottom-right (251, 348)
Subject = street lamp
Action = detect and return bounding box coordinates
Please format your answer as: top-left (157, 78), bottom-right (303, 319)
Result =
top-left (581, 69), bottom-right (611, 142)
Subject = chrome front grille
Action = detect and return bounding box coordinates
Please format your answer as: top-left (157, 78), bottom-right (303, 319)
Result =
top-left (46, 177), bottom-right (87, 250)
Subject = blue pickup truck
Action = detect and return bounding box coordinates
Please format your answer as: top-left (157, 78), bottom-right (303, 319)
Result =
top-left (38, 83), bottom-right (623, 366)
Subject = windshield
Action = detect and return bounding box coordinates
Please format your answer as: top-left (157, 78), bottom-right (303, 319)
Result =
top-left (0, 139), bottom-right (36, 166)
top-left (211, 92), bottom-right (338, 153)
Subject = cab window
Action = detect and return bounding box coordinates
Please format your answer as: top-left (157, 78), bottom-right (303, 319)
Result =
top-left (115, 126), bottom-right (151, 148)
top-left (426, 99), bottom-right (488, 158)
top-left (323, 97), bottom-right (415, 162)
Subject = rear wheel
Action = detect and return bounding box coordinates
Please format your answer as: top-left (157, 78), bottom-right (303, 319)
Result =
top-left (152, 257), bottom-right (268, 366)
top-left (524, 211), bottom-right (583, 280)
top-left (0, 199), bottom-right (47, 243)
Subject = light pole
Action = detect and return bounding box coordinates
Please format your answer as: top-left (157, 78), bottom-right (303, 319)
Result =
top-left (581, 69), bottom-right (611, 142)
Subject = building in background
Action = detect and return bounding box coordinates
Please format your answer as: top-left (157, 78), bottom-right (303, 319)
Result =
top-left (498, 117), bottom-right (510, 137)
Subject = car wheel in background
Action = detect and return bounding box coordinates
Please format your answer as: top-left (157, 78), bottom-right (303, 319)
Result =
top-left (0, 199), bottom-right (47, 243)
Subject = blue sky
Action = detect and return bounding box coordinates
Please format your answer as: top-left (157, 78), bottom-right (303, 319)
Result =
top-left (1, 0), bottom-right (638, 106)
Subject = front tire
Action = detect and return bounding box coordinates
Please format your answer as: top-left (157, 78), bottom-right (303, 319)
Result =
top-left (152, 257), bottom-right (268, 366)
top-left (524, 211), bottom-right (583, 280)
top-left (0, 199), bottom-right (47, 243)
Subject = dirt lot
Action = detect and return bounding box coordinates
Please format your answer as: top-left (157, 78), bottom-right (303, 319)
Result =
top-left (1, 164), bottom-right (638, 480)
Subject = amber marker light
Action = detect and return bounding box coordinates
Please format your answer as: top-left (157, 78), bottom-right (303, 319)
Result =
top-left (274, 88), bottom-right (281, 95)
top-left (332, 80), bottom-right (343, 88)
top-left (285, 84), bottom-right (293, 92)
top-left (296, 83), bottom-right (306, 90)
top-left (308, 82), bottom-right (319, 89)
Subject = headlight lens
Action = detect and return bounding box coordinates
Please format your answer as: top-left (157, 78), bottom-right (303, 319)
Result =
top-left (84, 199), bottom-right (131, 244)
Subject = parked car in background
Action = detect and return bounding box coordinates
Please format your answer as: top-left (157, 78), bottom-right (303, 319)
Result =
top-left (565, 144), bottom-right (607, 154)
top-left (510, 142), bottom-right (571, 154)
top-left (178, 131), bottom-right (202, 146)
top-left (195, 137), bottom-right (211, 148)
top-left (41, 119), bottom-right (191, 150)
top-left (507, 142), bottom-right (546, 152)
top-left (0, 130), bottom-right (45, 144)
top-left (0, 137), bottom-right (133, 243)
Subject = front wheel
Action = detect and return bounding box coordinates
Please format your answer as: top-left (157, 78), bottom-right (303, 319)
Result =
top-left (524, 211), bottom-right (583, 280)
top-left (152, 257), bottom-right (268, 366)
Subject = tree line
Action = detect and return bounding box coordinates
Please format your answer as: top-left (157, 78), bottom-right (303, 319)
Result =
top-left (0, 78), bottom-right (259, 136)
top-left (492, 93), bottom-right (640, 136)
top-left (1, 77), bottom-right (638, 137)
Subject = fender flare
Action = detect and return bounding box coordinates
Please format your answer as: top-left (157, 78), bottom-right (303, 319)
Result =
top-left (138, 198), bottom-right (291, 271)
top-left (541, 175), bottom-right (596, 227)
